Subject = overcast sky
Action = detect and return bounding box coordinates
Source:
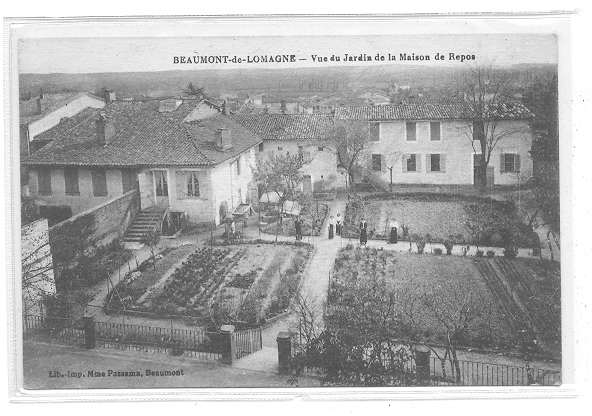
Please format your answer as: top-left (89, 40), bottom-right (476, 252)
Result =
top-left (18, 34), bottom-right (557, 74)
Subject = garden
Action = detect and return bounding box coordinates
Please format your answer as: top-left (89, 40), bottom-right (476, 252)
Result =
top-left (342, 193), bottom-right (537, 248)
top-left (259, 197), bottom-right (329, 238)
top-left (328, 245), bottom-right (561, 359)
top-left (104, 241), bottom-right (313, 328)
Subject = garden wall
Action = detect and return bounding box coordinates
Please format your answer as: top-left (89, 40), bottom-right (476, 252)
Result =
top-left (49, 189), bottom-right (140, 251)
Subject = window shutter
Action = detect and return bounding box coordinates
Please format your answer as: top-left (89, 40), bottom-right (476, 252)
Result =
top-left (38, 169), bottom-right (52, 196)
top-left (500, 154), bottom-right (506, 173)
top-left (176, 171), bottom-right (185, 200)
top-left (367, 153), bottom-right (373, 170)
top-left (402, 154), bottom-right (408, 172)
top-left (303, 150), bottom-right (311, 163)
top-left (416, 154), bottom-right (422, 172)
top-left (515, 154), bottom-right (521, 172)
top-left (427, 154), bottom-right (432, 172)
top-left (381, 154), bottom-right (386, 172)
top-left (441, 154), bottom-right (446, 173)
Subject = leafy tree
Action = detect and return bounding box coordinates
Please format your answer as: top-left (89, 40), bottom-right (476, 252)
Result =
top-left (21, 194), bottom-right (39, 226)
top-left (458, 64), bottom-right (531, 192)
top-left (323, 119), bottom-right (371, 196)
top-left (181, 83), bottom-right (206, 99)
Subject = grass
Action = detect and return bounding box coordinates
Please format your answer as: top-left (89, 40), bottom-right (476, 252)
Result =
top-left (344, 194), bottom-right (536, 247)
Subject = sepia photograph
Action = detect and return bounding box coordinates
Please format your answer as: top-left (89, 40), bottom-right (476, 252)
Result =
top-left (7, 16), bottom-right (571, 399)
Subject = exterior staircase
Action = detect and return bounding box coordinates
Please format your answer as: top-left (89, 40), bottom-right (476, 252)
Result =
top-left (123, 208), bottom-right (166, 243)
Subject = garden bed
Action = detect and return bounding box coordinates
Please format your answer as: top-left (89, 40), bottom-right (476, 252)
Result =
top-left (329, 246), bottom-right (560, 358)
top-left (104, 242), bottom-right (313, 328)
top-left (343, 193), bottom-right (537, 248)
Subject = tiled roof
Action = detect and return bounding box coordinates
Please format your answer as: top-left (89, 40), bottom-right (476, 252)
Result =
top-left (19, 92), bottom-right (103, 125)
top-left (334, 102), bottom-right (534, 121)
top-left (232, 114), bottom-right (333, 141)
top-left (23, 100), bottom-right (261, 168)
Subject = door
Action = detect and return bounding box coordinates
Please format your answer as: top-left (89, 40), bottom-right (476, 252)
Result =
top-left (302, 174), bottom-right (312, 195)
top-left (153, 170), bottom-right (169, 206)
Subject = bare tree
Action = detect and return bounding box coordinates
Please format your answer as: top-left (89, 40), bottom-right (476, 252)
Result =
top-left (459, 63), bottom-right (532, 192)
top-left (322, 119), bottom-right (371, 196)
top-left (403, 283), bottom-right (492, 383)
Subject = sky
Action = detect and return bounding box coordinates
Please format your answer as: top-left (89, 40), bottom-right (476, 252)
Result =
top-left (18, 34), bottom-right (557, 74)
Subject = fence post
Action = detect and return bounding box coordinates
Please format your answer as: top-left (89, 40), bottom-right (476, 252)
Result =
top-left (220, 325), bottom-right (235, 365)
top-left (277, 331), bottom-right (292, 375)
top-left (415, 345), bottom-right (431, 385)
top-left (82, 315), bottom-right (96, 350)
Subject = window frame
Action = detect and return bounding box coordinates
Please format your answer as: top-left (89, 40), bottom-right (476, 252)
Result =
top-left (64, 167), bottom-right (80, 196)
top-left (406, 154), bottom-right (417, 172)
top-left (371, 154), bottom-right (382, 171)
top-left (406, 122), bottom-right (417, 142)
top-left (186, 171), bottom-right (200, 198)
top-left (154, 170), bottom-right (168, 197)
top-left (92, 169), bottom-right (108, 197)
top-left (430, 122), bottom-right (441, 141)
top-left (37, 168), bottom-right (52, 196)
top-left (430, 154), bottom-right (441, 172)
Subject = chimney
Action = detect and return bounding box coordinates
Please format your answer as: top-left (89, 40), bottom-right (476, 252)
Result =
top-left (222, 100), bottom-right (230, 116)
top-left (215, 128), bottom-right (232, 151)
top-left (103, 88), bottom-right (116, 104)
top-left (281, 99), bottom-right (286, 114)
top-left (36, 98), bottom-right (43, 115)
top-left (96, 113), bottom-right (115, 147)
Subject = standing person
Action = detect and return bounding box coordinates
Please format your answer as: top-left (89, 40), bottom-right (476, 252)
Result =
top-left (389, 218), bottom-right (399, 244)
top-left (335, 214), bottom-right (342, 236)
top-left (328, 215), bottom-right (335, 240)
top-left (294, 216), bottom-right (302, 241)
top-left (359, 218), bottom-right (368, 245)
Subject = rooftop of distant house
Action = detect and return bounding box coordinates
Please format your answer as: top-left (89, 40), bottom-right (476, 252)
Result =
top-left (334, 101), bottom-right (534, 121)
top-left (232, 113), bottom-right (333, 141)
top-left (22, 99), bottom-right (262, 168)
top-left (19, 92), bottom-right (103, 125)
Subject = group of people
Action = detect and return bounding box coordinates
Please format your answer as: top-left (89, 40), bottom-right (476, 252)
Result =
top-left (294, 213), bottom-right (400, 245)
top-left (327, 214), bottom-right (343, 240)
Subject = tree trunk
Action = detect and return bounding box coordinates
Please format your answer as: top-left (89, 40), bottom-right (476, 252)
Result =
top-left (477, 162), bottom-right (488, 194)
top-left (451, 348), bottom-right (461, 383)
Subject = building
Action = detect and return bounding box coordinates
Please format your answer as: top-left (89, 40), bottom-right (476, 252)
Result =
top-left (22, 98), bottom-right (262, 235)
top-left (335, 102), bottom-right (534, 187)
top-left (20, 90), bottom-right (106, 157)
top-left (232, 113), bottom-right (345, 193)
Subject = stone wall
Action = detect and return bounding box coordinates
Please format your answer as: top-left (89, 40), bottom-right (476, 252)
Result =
top-left (49, 190), bottom-right (140, 251)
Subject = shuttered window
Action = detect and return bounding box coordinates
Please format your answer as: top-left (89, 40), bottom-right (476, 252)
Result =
top-left (37, 169), bottom-right (52, 196)
top-left (430, 122), bottom-right (441, 141)
top-left (500, 154), bottom-right (521, 173)
top-left (154, 170), bottom-right (168, 197)
top-left (371, 154), bottom-right (382, 171)
top-left (121, 170), bottom-right (137, 193)
top-left (406, 122), bottom-right (417, 141)
top-left (369, 123), bottom-right (380, 141)
top-left (64, 168), bottom-right (79, 195)
top-left (176, 171), bottom-right (201, 199)
top-left (92, 169), bottom-right (108, 197)
top-left (428, 154), bottom-right (446, 172)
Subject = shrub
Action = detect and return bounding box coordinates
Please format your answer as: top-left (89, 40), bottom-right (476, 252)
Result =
top-left (476, 250), bottom-right (484, 257)
top-left (503, 246), bottom-right (519, 258)
top-left (443, 240), bottom-right (454, 255)
top-left (433, 248), bottom-right (443, 255)
top-left (486, 250), bottom-right (495, 258)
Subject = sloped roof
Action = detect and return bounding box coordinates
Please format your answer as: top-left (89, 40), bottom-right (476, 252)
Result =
top-left (20, 92), bottom-right (103, 125)
top-left (232, 114), bottom-right (333, 141)
top-left (334, 102), bottom-right (534, 121)
top-left (23, 100), bottom-right (261, 168)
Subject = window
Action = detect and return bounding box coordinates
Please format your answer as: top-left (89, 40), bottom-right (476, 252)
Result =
top-left (369, 123), bottom-right (380, 141)
top-left (318, 146), bottom-right (324, 151)
top-left (38, 169), bottom-right (52, 196)
top-left (187, 172), bottom-right (200, 197)
top-left (406, 122), bottom-right (417, 141)
top-left (473, 121), bottom-right (484, 141)
top-left (500, 153), bottom-right (521, 173)
top-left (403, 154), bottom-right (421, 172)
top-left (64, 168), bottom-right (79, 196)
top-left (154, 170), bottom-right (168, 197)
top-left (259, 142), bottom-right (264, 151)
top-left (277, 147), bottom-right (283, 151)
top-left (236, 157), bottom-right (241, 176)
top-left (429, 154), bottom-right (446, 172)
top-left (121, 170), bottom-right (137, 193)
top-left (176, 171), bottom-right (202, 199)
top-left (372, 154), bottom-right (382, 171)
top-left (92, 169), bottom-right (108, 197)
top-left (430, 122), bottom-right (441, 141)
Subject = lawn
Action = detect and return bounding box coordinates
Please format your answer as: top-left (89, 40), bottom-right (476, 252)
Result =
top-left (343, 194), bottom-right (537, 247)
top-left (329, 246), bottom-right (560, 358)
top-left (104, 242), bottom-right (312, 328)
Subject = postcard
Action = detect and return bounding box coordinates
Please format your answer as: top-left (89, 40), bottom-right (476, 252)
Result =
top-left (6, 15), bottom-right (575, 401)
